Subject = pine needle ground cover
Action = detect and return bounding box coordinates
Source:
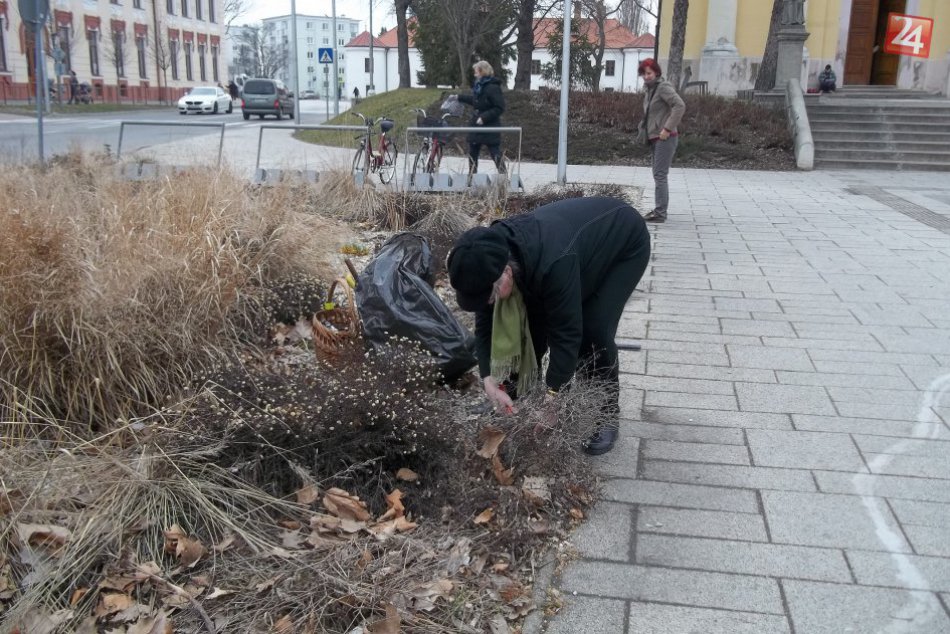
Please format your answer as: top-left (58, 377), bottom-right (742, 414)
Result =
top-left (0, 156), bottom-right (610, 633)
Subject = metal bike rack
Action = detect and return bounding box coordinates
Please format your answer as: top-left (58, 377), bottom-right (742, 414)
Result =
top-left (402, 125), bottom-right (524, 193)
top-left (116, 120), bottom-right (227, 170)
top-left (255, 123), bottom-right (365, 185)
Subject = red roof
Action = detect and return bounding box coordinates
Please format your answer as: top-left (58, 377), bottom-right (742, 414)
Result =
top-left (533, 18), bottom-right (653, 49)
top-left (346, 21), bottom-right (414, 48)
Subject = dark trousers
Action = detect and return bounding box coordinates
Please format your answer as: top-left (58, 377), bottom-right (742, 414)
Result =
top-left (68, 84), bottom-right (78, 104)
top-left (576, 227), bottom-right (652, 423)
top-left (820, 80), bottom-right (836, 93)
top-left (468, 142), bottom-right (505, 173)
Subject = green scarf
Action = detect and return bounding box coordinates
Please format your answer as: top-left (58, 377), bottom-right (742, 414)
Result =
top-left (490, 284), bottom-right (538, 395)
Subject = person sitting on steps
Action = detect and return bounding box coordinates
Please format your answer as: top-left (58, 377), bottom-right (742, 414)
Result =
top-left (819, 65), bottom-right (837, 93)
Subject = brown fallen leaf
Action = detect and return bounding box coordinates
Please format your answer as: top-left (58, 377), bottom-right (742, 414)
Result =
top-left (477, 425), bottom-right (506, 459)
top-left (255, 576), bottom-right (282, 594)
top-left (126, 611), bottom-right (173, 634)
top-left (99, 562), bottom-right (163, 593)
top-left (70, 588), bottom-right (89, 606)
top-left (15, 608), bottom-right (74, 634)
top-left (280, 529), bottom-right (307, 550)
top-left (491, 454), bottom-right (515, 486)
top-left (322, 488), bottom-right (371, 522)
top-left (212, 534), bottom-right (238, 553)
top-left (356, 549), bottom-right (374, 570)
top-left (569, 508), bottom-right (585, 520)
top-left (16, 523), bottom-right (70, 555)
top-left (473, 508), bottom-right (495, 525)
top-left (295, 484), bottom-right (320, 506)
top-left (278, 519), bottom-right (303, 530)
top-left (492, 562), bottom-right (510, 573)
top-left (366, 603), bottom-right (400, 634)
top-left (368, 516), bottom-right (418, 541)
top-left (175, 535), bottom-right (206, 568)
top-left (272, 614), bottom-right (294, 633)
top-left (205, 587), bottom-right (234, 601)
top-left (95, 593), bottom-right (134, 618)
top-left (377, 489), bottom-right (405, 522)
top-left (409, 579), bottom-right (454, 611)
top-left (395, 467), bottom-right (419, 482)
top-left (522, 477), bottom-right (551, 503)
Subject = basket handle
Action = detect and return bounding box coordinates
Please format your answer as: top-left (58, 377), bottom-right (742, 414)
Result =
top-left (327, 277), bottom-right (359, 326)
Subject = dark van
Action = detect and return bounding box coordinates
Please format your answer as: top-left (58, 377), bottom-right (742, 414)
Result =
top-left (241, 78), bottom-right (295, 120)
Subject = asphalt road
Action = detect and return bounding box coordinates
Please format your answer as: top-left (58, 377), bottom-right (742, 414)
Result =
top-left (0, 98), bottom-right (345, 163)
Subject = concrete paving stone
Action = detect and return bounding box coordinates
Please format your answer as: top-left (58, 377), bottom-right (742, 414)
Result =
top-left (647, 305), bottom-right (753, 321)
top-left (645, 329), bottom-right (761, 347)
top-left (623, 375), bottom-right (737, 395)
top-left (863, 453), bottom-right (950, 479)
top-left (571, 501), bottom-right (634, 563)
top-left (637, 534), bottom-right (852, 582)
top-left (762, 336), bottom-right (885, 352)
top-left (647, 362), bottom-right (775, 384)
top-left (852, 305), bottom-right (936, 327)
top-left (807, 348), bottom-right (939, 367)
top-left (818, 471), bottom-right (950, 504)
top-left (644, 391), bottom-right (739, 411)
top-left (790, 323), bottom-right (902, 342)
top-left (560, 562), bottom-right (783, 614)
top-left (762, 490), bottom-right (911, 551)
top-left (709, 279), bottom-right (772, 293)
top-left (627, 603), bottom-right (790, 634)
top-left (847, 550), bottom-right (950, 592)
top-left (720, 319), bottom-right (795, 337)
top-left (592, 435), bottom-right (641, 479)
top-left (900, 365), bottom-right (950, 391)
top-left (747, 429), bottom-right (867, 472)
top-left (769, 280), bottom-right (836, 295)
top-left (617, 320), bottom-right (648, 339)
top-left (827, 386), bottom-right (923, 406)
top-left (643, 461), bottom-right (816, 492)
top-left (643, 406), bottom-right (793, 430)
top-left (782, 579), bottom-right (950, 634)
top-left (903, 524), bottom-right (950, 557)
top-left (647, 320), bottom-right (723, 335)
top-left (603, 479), bottom-right (758, 513)
top-left (889, 499), bottom-right (950, 527)
top-left (619, 389), bottom-right (645, 421)
top-left (835, 401), bottom-right (932, 422)
top-left (752, 311), bottom-right (859, 325)
top-left (643, 439), bottom-right (750, 466)
top-left (546, 595), bottom-right (627, 634)
top-left (637, 506), bottom-right (767, 542)
top-left (622, 420), bottom-right (745, 445)
top-left (858, 436), bottom-right (950, 459)
top-left (735, 382), bottom-right (836, 416)
top-left (619, 349), bottom-right (647, 375)
top-left (713, 298), bottom-right (784, 313)
top-left (727, 345), bottom-right (814, 372)
top-left (643, 340), bottom-right (729, 355)
top-left (793, 414), bottom-right (950, 440)
top-left (776, 370), bottom-right (916, 390)
top-left (811, 359), bottom-right (907, 376)
top-left (879, 334), bottom-right (950, 355)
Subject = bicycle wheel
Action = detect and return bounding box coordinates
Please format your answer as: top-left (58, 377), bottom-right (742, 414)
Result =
top-left (412, 142), bottom-right (428, 184)
top-left (426, 144), bottom-right (443, 174)
top-left (378, 141), bottom-right (397, 184)
top-left (351, 145), bottom-right (366, 177)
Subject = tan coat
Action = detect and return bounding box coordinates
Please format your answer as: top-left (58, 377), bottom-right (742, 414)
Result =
top-left (640, 79), bottom-right (686, 139)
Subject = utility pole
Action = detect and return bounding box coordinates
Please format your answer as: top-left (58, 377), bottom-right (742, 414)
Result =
top-left (332, 0), bottom-right (339, 116)
top-left (556, 0), bottom-right (570, 183)
top-left (291, 0), bottom-right (301, 124)
top-left (368, 0), bottom-right (374, 95)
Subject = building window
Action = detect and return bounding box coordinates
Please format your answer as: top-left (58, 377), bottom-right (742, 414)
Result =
top-left (208, 0), bottom-right (215, 23)
top-left (88, 30), bottom-right (100, 77)
top-left (364, 57), bottom-right (371, 72)
top-left (111, 0), bottom-right (120, 4)
top-left (0, 23), bottom-right (7, 71)
top-left (170, 39), bottom-right (179, 79)
top-left (133, 0), bottom-right (142, 7)
top-left (166, 0), bottom-right (175, 15)
top-left (306, 21), bottom-right (312, 28)
top-left (136, 36), bottom-right (147, 78)
top-left (337, 24), bottom-right (343, 31)
top-left (322, 37), bottom-right (328, 44)
top-left (195, 0), bottom-right (202, 20)
top-left (113, 31), bottom-right (126, 78)
top-left (57, 27), bottom-right (72, 73)
top-left (322, 23), bottom-right (327, 29)
top-left (211, 45), bottom-right (218, 81)
top-left (307, 37), bottom-right (313, 44)
top-left (605, 60), bottom-right (615, 76)
top-left (184, 41), bottom-right (193, 80)
top-left (198, 43), bottom-right (206, 81)
top-left (338, 38), bottom-right (344, 46)
top-left (531, 59), bottom-right (540, 75)
top-left (181, 0), bottom-right (188, 18)
top-left (306, 51), bottom-right (313, 58)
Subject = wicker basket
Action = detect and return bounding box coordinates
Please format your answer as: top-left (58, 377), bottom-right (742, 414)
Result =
top-left (311, 277), bottom-right (360, 356)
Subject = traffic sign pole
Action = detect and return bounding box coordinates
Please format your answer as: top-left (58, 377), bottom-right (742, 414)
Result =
top-left (331, 0), bottom-right (338, 117)
top-left (290, 0), bottom-right (301, 125)
top-left (33, 0), bottom-right (46, 162)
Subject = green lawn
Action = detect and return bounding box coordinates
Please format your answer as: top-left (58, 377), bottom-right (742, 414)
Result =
top-left (296, 88), bottom-right (446, 148)
top-left (0, 103), bottom-right (168, 116)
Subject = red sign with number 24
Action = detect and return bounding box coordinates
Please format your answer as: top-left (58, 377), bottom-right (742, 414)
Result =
top-left (884, 13), bottom-right (933, 58)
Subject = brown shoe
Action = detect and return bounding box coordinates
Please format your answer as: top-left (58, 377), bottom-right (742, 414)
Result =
top-left (643, 210), bottom-right (667, 223)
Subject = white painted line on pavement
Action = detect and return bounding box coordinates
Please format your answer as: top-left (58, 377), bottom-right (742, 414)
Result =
top-left (853, 372), bottom-right (950, 632)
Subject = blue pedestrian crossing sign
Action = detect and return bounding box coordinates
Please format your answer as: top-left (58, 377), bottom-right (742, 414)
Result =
top-left (318, 48), bottom-right (334, 64)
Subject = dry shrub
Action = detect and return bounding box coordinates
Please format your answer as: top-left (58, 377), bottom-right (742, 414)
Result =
top-left (0, 156), bottom-right (351, 433)
top-left (503, 182), bottom-right (639, 217)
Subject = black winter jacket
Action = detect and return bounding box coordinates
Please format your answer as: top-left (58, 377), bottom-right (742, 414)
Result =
top-left (473, 197), bottom-right (650, 390)
top-left (457, 76), bottom-right (505, 145)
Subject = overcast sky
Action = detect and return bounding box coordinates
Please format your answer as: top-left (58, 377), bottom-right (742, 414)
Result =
top-left (240, 0), bottom-right (396, 33)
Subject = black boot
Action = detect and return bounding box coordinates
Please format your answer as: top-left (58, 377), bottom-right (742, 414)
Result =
top-left (583, 424), bottom-right (619, 456)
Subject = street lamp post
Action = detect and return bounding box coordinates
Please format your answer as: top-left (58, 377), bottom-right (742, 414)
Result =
top-left (555, 0), bottom-right (571, 183)
top-left (291, 0), bottom-right (301, 124)
top-left (332, 0), bottom-right (339, 116)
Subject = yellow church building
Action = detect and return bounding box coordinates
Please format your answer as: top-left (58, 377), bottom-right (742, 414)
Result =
top-left (658, 0), bottom-right (950, 95)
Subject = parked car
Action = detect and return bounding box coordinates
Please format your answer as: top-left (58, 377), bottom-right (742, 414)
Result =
top-left (178, 86), bottom-right (233, 115)
top-left (241, 78), bottom-right (295, 120)
top-left (300, 90), bottom-right (317, 100)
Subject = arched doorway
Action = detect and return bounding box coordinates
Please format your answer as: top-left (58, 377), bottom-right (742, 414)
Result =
top-left (844, 0), bottom-right (906, 85)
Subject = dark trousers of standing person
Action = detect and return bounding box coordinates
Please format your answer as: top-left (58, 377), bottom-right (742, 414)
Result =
top-left (651, 136), bottom-right (678, 218)
top-left (576, 224), bottom-right (652, 422)
top-left (469, 142), bottom-right (506, 173)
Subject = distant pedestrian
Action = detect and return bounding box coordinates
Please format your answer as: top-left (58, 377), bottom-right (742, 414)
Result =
top-left (451, 60), bottom-right (506, 174)
top-left (353, 86), bottom-right (360, 103)
top-left (68, 71), bottom-right (79, 105)
top-left (227, 80), bottom-right (239, 100)
top-left (636, 58), bottom-right (685, 223)
top-left (819, 64), bottom-right (837, 93)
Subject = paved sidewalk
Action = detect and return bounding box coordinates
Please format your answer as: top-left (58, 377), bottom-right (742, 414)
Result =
top-left (542, 167), bottom-right (950, 633)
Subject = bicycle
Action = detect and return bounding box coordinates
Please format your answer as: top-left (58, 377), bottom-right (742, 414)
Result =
top-left (409, 108), bottom-right (456, 184)
top-left (351, 112), bottom-right (398, 185)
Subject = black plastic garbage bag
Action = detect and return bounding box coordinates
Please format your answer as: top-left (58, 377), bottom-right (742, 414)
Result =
top-left (356, 233), bottom-right (477, 381)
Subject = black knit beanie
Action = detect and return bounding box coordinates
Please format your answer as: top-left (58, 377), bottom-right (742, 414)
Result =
top-left (447, 227), bottom-right (510, 311)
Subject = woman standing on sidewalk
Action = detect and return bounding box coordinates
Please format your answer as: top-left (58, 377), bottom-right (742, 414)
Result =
top-left (450, 60), bottom-right (506, 174)
top-left (637, 59), bottom-right (685, 223)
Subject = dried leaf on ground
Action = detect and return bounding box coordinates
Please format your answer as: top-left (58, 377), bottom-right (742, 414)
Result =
top-left (409, 579), bottom-right (453, 611)
top-left (368, 516), bottom-right (418, 541)
top-left (255, 576), bottom-right (282, 594)
top-left (15, 608), bottom-right (74, 634)
top-left (488, 614), bottom-right (511, 634)
top-left (126, 611), bottom-right (172, 634)
top-left (569, 508), bottom-right (585, 520)
top-left (522, 477), bottom-right (551, 504)
top-left (272, 614), bottom-right (294, 633)
top-left (366, 603), bottom-right (400, 634)
top-left (94, 593), bottom-right (134, 618)
top-left (280, 529), bottom-right (307, 550)
top-left (395, 467), bottom-right (419, 482)
top-left (445, 538), bottom-right (472, 575)
top-left (15, 523), bottom-right (70, 555)
top-left (161, 525), bottom-right (205, 567)
top-left (477, 426), bottom-right (506, 459)
top-left (100, 562), bottom-right (162, 593)
top-left (212, 534), bottom-right (238, 553)
top-left (529, 519), bottom-right (551, 534)
top-left (377, 489), bottom-right (405, 522)
top-left (474, 508), bottom-right (495, 525)
top-left (491, 454), bottom-right (515, 486)
top-left (295, 484), bottom-right (320, 506)
top-left (204, 587), bottom-right (234, 600)
top-left (323, 488), bottom-right (371, 522)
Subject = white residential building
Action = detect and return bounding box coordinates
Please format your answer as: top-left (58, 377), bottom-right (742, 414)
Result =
top-left (343, 19), bottom-right (655, 96)
top-left (261, 13), bottom-right (360, 98)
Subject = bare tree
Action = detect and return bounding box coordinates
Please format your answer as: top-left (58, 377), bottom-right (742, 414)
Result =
top-left (236, 24), bottom-right (288, 79)
top-left (754, 0), bottom-right (784, 91)
top-left (577, 0), bottom-right (629, 92)
top-left (104, 27), bottom-right (130, 102)
top-left (665, 0), bottom-right (688, 89)
top-left (151, 19), bottom-right (174, 104)
top-left (394, 0), bottom-right (412, 88)
top-left (618, 0), bottom-right (653, 35)
top-left (434, 0), bottom-right (515, 87)
top-left (223, 0), bottom-right (249, 34)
